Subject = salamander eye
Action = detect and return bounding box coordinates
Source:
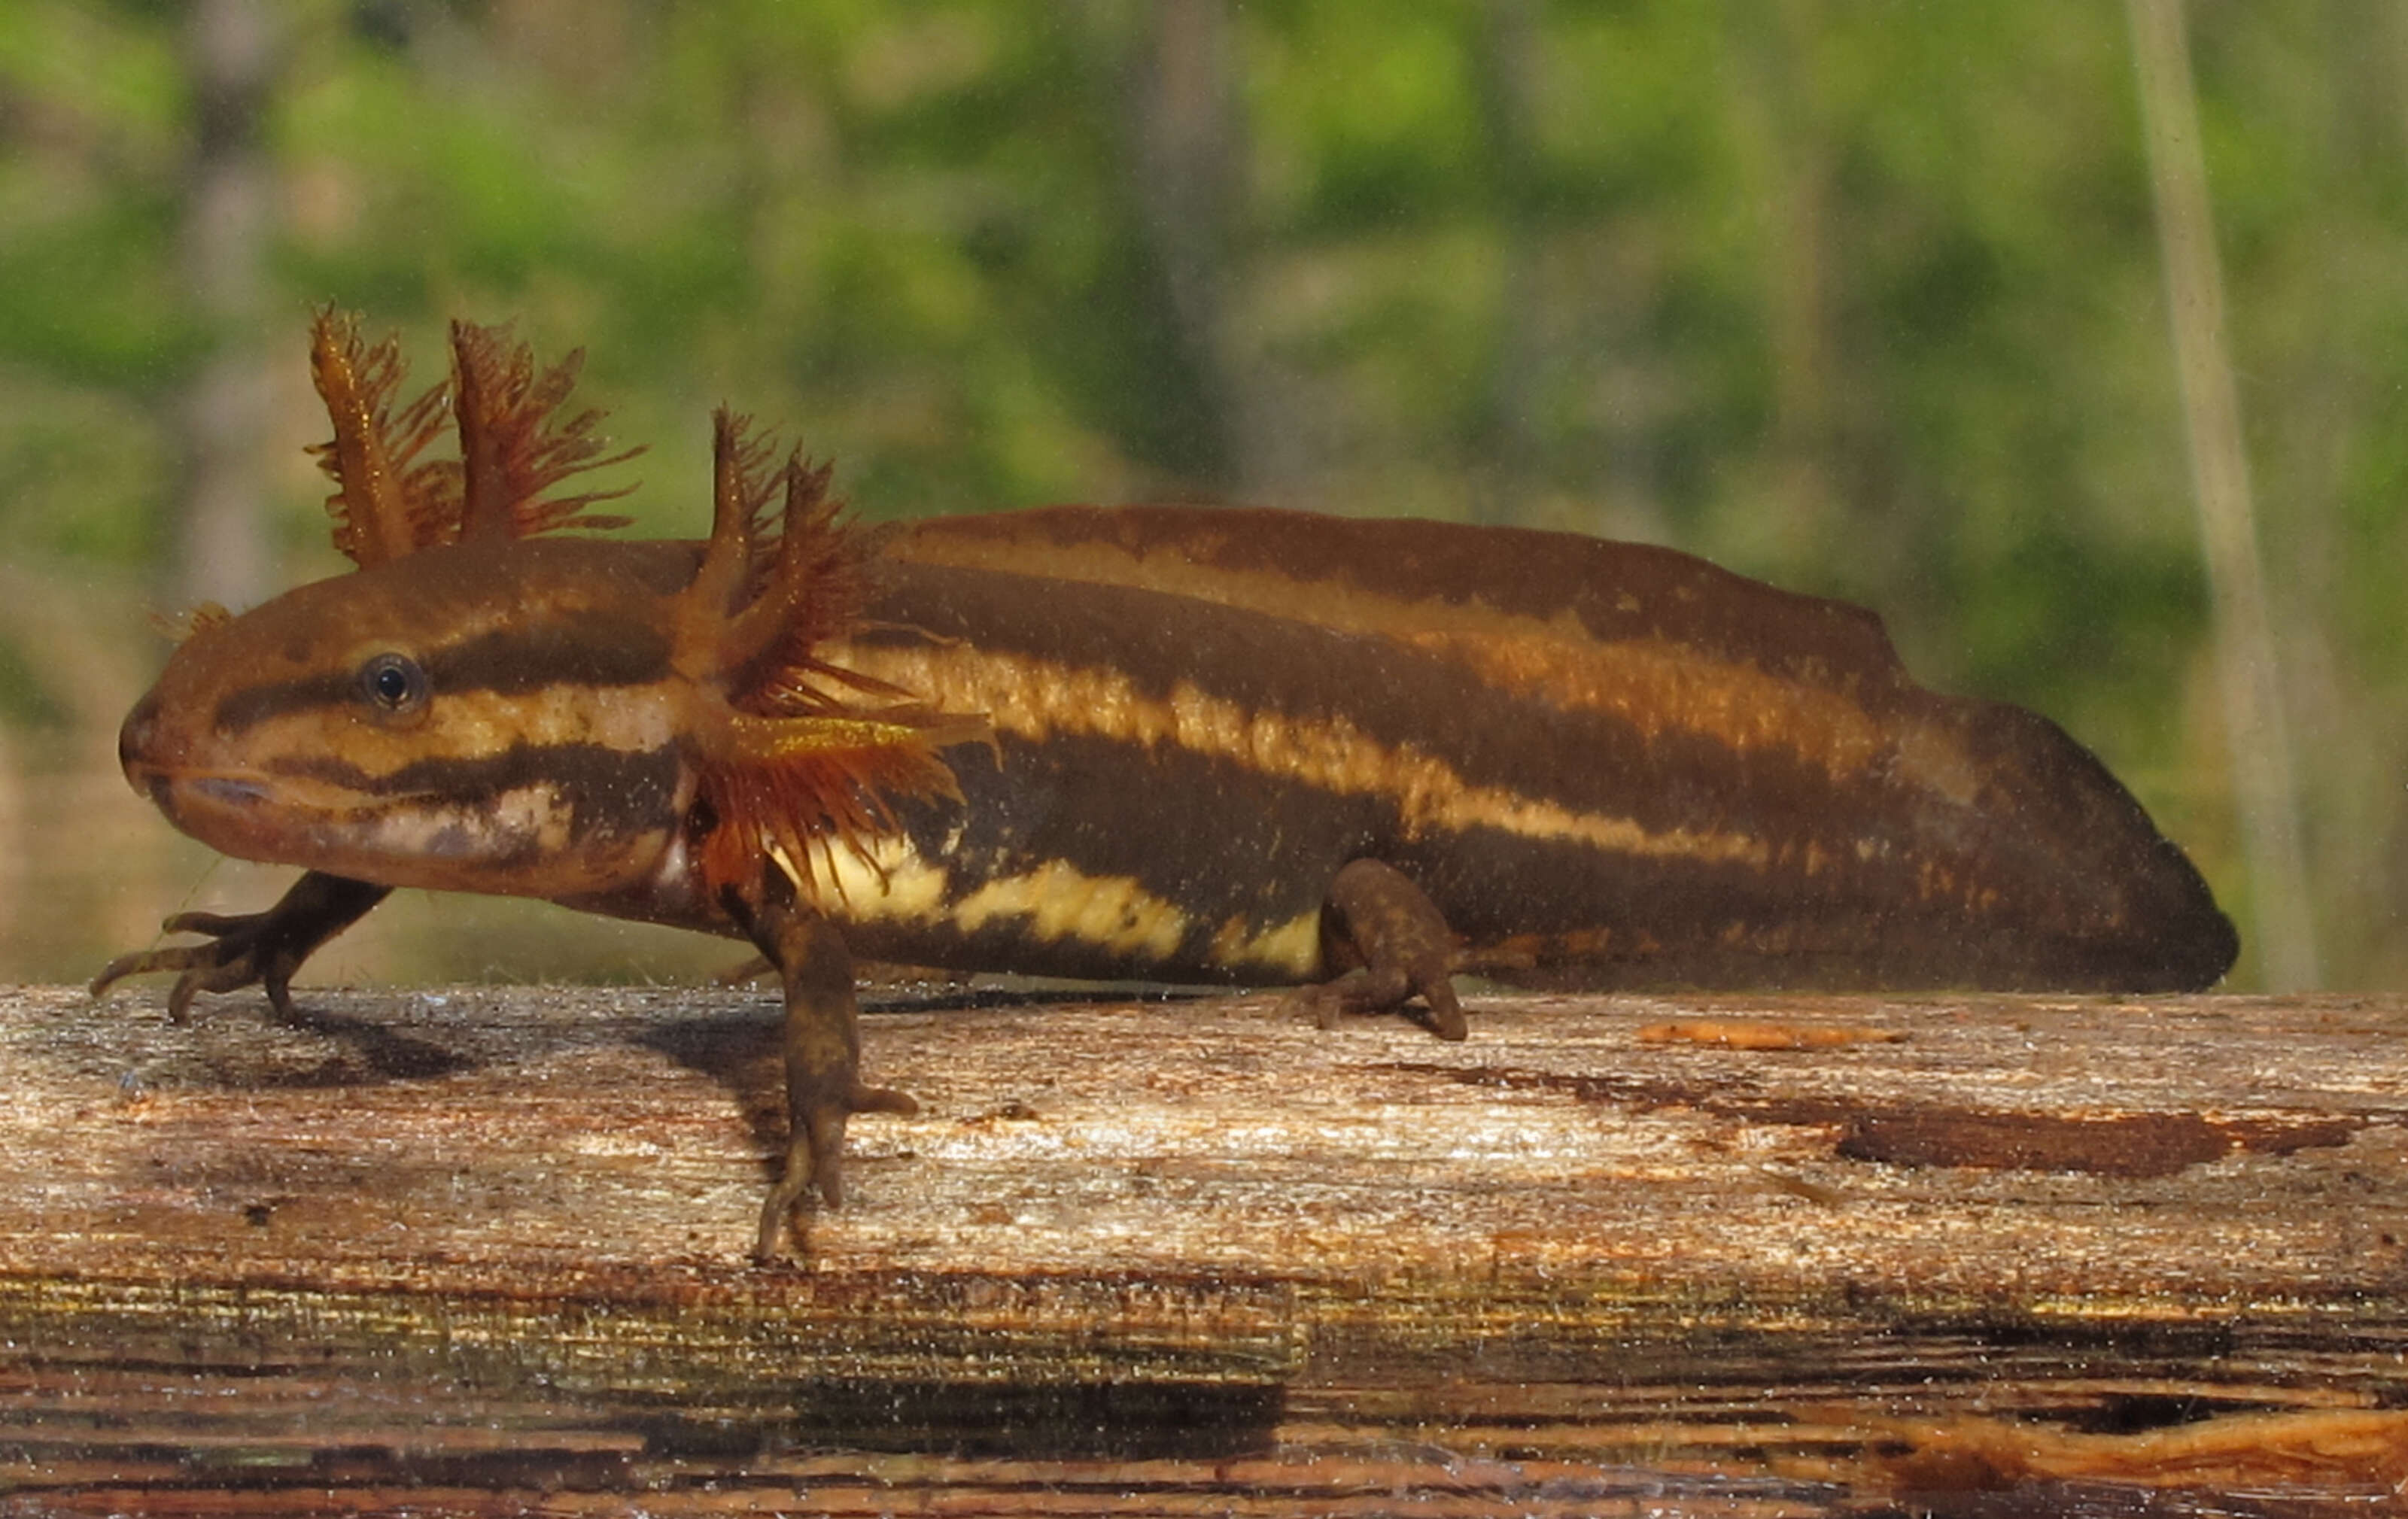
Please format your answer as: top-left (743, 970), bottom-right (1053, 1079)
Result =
top-left (357, 652), bottom-right (429, 718)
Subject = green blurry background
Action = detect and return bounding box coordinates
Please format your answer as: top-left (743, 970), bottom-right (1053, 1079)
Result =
top-left (1, 0), bottom-right (2397, 992)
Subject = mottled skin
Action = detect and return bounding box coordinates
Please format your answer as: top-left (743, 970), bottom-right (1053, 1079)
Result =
top-left (99, 506), bottom-right (2237, 1257)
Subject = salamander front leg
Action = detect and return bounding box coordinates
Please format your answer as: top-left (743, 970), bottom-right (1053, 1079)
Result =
top-left (90, 870), bottom-right (391, 1022)
top-left (1289, 858), bottom-right (1467, 1041)
top-left (726, 892), bottom-right (918, 1260)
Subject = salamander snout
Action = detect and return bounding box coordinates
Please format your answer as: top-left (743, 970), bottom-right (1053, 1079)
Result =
top-left (117, 688), bottom-right (178, 805)
top-left (119, 690), bottom-right (159, 771)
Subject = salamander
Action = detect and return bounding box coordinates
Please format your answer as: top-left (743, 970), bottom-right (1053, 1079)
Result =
top-left (96, 312), bottom-right (2239, 1256)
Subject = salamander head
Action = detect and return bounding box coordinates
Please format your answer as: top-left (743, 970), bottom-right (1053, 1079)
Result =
top-left (120, 537), bottom-right (698, 899)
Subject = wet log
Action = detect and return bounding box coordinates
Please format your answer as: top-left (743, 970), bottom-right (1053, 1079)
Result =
top-left (3, 983), bottom-right (2405, 1515)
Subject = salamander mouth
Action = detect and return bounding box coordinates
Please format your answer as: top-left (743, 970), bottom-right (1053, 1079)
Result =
top-left (135, 765), bottom-right (371, 846)
top-left (132, 766), bottom-right (280, 810)
top-left (187, 774), bottom-right (272, 806)
top-left (126, 764), bottom-right (400, 877)
top-left (120, 760), bottom-right (245, 816)
top-left (129, 766), bottom-right (275, 837)
top-left (147, 764), bottom-right (446, 816)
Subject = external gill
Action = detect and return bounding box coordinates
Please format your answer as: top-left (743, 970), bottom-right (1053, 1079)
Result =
top-left (306, 308), bottom-right (638, 567)
top-left (307, 308), bottom-right (449, 567)
top-left (673, 411), bottom-right (989, 912)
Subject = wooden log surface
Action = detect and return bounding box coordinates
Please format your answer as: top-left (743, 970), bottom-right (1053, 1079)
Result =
top-left (5, 981), bottom-right (2407, 1516)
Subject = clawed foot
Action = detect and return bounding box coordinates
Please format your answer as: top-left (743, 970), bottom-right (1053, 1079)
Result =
top-left (1288, 859), bottom-right (1469, 1041)
top-left (1283, 965), bottom-right (1467, 1041)
top-left (753, 1081), bottom-right (919, 1260)
top-left (93, 909), bottom-right (309, 1022)
top-left (88, 873), bottom-right (390, 1023)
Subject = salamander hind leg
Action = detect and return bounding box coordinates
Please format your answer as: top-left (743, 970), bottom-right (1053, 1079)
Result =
top-left (725, 892), bottom-right (918, 1261)
top-left (1287, 858), bottom-right (1467, 1042)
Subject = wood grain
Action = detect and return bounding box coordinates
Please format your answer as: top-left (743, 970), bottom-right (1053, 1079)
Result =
top-left (5, 983), bottom-right (2406, 1515)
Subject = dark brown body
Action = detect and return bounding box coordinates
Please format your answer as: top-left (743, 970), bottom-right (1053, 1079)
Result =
top-left (791, 506), bottom-right (2236, 994)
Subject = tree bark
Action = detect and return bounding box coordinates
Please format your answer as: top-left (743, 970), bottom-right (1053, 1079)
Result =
top-left (5, 983), bottom-right (2405, 1512)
